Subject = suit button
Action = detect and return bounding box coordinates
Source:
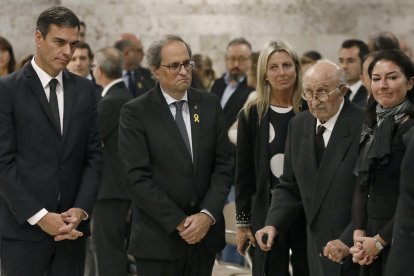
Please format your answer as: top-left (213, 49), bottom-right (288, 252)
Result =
top-left (190, 201), bottom-right (196, 206)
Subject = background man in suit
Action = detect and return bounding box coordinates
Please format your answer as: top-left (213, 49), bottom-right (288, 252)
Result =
top-left (255, 60), bottom-right (363, 276)
top-left (119, 34), bottom-right (233, 276)
top-left (92, 46), bottom-right (132, 276)
top-left (0, 6), bottom-right (101, 276)
top-left (114, 33), bottom-right (155, 98)
top-left (67, 41), bottom-right (102, 97)
top-left (211, 37), bottom-right (255, 132)
top-left (338, 39), bottom-right (370, 107)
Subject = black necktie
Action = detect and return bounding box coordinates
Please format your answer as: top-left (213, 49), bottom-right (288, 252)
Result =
top-left (315, 125), bottom-right (326, 167)
top-left (173, 101), bottom-right (191, 156)
top-left (346, 89), bottom-right (352, 99)
top-left (127, 70), bottom-right (137, 97)
top-left (49, 78), bottom-right (61, 133)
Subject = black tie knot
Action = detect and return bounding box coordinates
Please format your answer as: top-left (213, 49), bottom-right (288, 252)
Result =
top-left (174, 100), bottom-right (185, 112)
top-left (317, 125), bottom-right (326, 136)
top-left (49, 78), bottom-right (58, 90)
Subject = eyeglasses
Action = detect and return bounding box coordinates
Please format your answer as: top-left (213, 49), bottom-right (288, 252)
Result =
top-left (301, 87), bottom-right (339, 102)
top-left (161, 59), bottom-right (195, 73)
top-left (226, 56), bottom-right (250, 64)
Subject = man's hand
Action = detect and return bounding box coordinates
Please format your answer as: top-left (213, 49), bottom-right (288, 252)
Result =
top-left (179, 213), bottom-right (213, 244)
top-left (354, 236), bottom-right (382, 257)
top-left (236, 227), bottom-right (255, 256)
top-left (53, 208), bottom-right (85, 241)
top-left (37, 212), bottom-right (66, 236)
top-left (323, 239), bottom-right (349, 263)
top-left (255, 226), bottom-right (278, 251)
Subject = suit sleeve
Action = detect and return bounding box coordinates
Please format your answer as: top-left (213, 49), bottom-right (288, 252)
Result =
top-left (0, 80), bottom-right (44, 224)
top-left (234, 109), bottom-right (255, 226)
top-left (73, 83), bottom-right (103, 215)
top-left (119, 103), bottom-right (188, 234)
top-left (265, 121), bottom-right (302, 235)
top-left (199, 97), bottom-right (233, 220)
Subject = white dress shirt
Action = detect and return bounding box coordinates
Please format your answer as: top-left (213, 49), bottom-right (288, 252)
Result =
top-left (316, 99), bottom-right (345, 147)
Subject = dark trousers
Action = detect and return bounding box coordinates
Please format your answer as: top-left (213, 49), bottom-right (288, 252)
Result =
top-left (134, 242), bottom-right (215, 276)
top-left (93, 198), bottom-right (131, 276)
top-left (0, 237), bottom-right (86, 276)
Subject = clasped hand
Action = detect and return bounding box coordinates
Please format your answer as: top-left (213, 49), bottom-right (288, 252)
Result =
top-left (350, 230), bottom-right (379, 265)
top-left (177, 213), bottom-right (213, 245)
top-left (37, 208), bottom-right (85, 241)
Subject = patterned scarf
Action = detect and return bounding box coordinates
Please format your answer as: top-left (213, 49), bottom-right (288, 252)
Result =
top-left (354, 98), bottom-right (411, 186)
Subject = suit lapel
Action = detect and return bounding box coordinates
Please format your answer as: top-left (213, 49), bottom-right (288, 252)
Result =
top-left (152, 86), bottom-right (193, 164)
top-left (62, 70), bottom-right (75, 143)
top-left (301, 115), bottom-right (319, 184)
top-left (188, 90), bottom-right (200, 173)
top-left (25, 64), bottom-right (61, 136)
top-left (309, 102), bottom-right (353, 223)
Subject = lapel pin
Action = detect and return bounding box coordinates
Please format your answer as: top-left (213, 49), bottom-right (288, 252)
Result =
top-left (194, 114), bottom-right (200, 123)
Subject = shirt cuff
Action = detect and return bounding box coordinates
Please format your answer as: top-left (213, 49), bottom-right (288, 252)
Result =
top-left (28, 208), bottom-right (48, 225)
top-left (81, 209), bottom-right (89, 220)
top-left (201, 209), bottom-right (216, 225)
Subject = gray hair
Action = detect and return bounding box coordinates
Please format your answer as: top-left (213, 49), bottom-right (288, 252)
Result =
top-left (146, 35), bottom-right (192, 69)
top-left (94, 47), bottom-right (124, 79)
top-left (227, 37), bottom-right (252, 51)
top-left (114, 39), bottom-right (132, 52)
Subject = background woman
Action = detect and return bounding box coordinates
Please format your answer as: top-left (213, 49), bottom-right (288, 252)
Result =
top-left (351, 49), bottom-right (414, 275)
top-left (0, 36), bottom-right (16, 76)
top-left (235, 40), bottom-right (308, 276)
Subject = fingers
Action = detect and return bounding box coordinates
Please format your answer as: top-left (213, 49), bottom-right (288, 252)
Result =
top-left (54, 229), bottom-right (83, 241)
top-left (255, 228), bottom-right (275, 251)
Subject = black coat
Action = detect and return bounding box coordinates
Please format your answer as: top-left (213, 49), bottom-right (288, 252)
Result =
top-left (265, 100), bottom-right (364, 276)
top-left (0, 63), bottom-right (102, 240)
top-left (119, 84), bottom-right (233, 260)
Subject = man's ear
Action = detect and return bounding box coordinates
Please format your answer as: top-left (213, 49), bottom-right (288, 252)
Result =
top-left (150, 66), bottom-right (159, 80)
top-left (339, 83), bottom-right (349, 96)
top-left (35, 30), bottom-right (43, 47)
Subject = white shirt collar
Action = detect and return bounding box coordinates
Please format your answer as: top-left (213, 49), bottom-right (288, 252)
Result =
top-left (101, 78), bottom-right (123, 98)
top-left (160, 87), bottom-right (188, 105)
top-left (31, 57), bottom-right (63, 89)
top-left (348, 80), bottom-right (362, 99)
top-left (316, 98), bottom-right (345, 134)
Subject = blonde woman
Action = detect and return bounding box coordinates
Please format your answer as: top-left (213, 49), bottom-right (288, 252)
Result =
top-left (235, 40), bottom-right (308, 275)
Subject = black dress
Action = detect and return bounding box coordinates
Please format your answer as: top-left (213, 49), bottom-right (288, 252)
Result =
top-left (236, 105), bottom-right (309, 276)
top-left (352, 117), bottom-right (414, 276)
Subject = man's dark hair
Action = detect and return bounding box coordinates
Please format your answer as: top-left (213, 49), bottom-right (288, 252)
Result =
top-left (76, 42), bottom-right (93, 60)
top-left (36, 6), bottom-right (80, 37)
top-left (369, 31), bottom-right (400, 51)
top-left (341, 39), bottom-right (370, 62)
top-left (227, 37), bottom-right (252, 51)
top-left (114, 39), bottom-right (132, 53)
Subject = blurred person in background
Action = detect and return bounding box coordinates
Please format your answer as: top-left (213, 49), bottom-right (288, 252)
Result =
top-left (0, 36), bottom-right (16, 76)
top-left (192, 53), bottom-right (215, 91)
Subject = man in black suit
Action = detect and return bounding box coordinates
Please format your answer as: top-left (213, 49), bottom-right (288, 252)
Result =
top-left (385, 132), bottom-right (414, 276)
top-left (339, 39), bottom-right (370, 108)
top-left (210, 37), bottom-right (255, 132)
top-left (0, 6), bottom-right (101, 276)
top-left (119, 35), bottom-right (233, 276)
top-left (92, 47), bottom-right (132, 276)
top-left (114, 33), bottom-right (155, 98)
top-left (256, 60), bottom-right (363, 276)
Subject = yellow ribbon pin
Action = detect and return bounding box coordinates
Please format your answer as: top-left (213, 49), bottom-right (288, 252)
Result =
top-left (194, 114), bottom-right (200, 123)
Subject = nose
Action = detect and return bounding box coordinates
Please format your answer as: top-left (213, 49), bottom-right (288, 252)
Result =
top-left (178, 64), bottom-right (189, 75)
top-left (62, 43), bottom-right (72, 56)
top-left (310, 97), bottom-right (321, 108)
top-left (380, 78), bottom-right (389, 88)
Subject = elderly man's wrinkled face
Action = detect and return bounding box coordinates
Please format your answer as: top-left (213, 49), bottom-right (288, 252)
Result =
top-left (303, 63), bottom-right (346, 123)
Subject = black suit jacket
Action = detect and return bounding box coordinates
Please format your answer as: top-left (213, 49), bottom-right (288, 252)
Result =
top-left (97, 81), bottom-right (132, 199)
top-left (385, 128), bottom-right (414, 276)
top-left (0, 63), bottom-right (102, 241)
top-left (348, 85), bottom-right (368, 108)
top-left (119, 84), bottom-right (233, 260)
top-left (210, 76), bottom-right (254, 131)
top-left (265, 100), bottom-right (363, 276)
top-left (131, 66), bottom-right (155, 97)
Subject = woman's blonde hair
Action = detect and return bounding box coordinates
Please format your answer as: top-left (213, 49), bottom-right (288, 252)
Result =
top-left (244, 40), bottom-right (302, 123)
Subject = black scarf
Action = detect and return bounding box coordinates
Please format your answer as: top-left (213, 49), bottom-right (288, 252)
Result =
top-left (354, 98), bottom-right (411, 186)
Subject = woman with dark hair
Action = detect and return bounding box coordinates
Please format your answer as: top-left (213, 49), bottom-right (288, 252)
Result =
top-left (350, 49), bottom-right (414, 276)
top-left (235, 40), bottom-right (308, 276)
top-left (0, 36), bottom-right (16, 76)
